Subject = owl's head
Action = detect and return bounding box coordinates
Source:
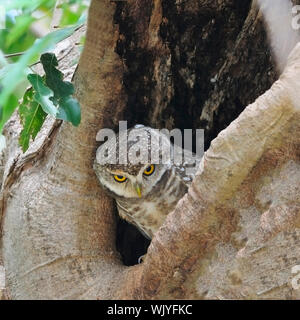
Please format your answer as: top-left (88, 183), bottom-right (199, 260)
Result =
top-left (93, 126), bottom-right (173, 199)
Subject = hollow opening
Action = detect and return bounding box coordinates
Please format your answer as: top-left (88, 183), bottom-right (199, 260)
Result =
top-left (116, 215), bottom-right (151, 266)
top-left (112, 0), bottom-right (275, 266)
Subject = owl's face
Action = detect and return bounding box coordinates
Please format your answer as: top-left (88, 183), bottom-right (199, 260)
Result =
top-left (94, 126), bottom-right (174, 199)
top-left (93, 162), bottom-right (169, 199)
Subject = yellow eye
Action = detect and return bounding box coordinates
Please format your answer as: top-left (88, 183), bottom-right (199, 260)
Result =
top-left (143, 164), bottom-right (155, 176)
top-left (114, 175), bottom-right (127, 183)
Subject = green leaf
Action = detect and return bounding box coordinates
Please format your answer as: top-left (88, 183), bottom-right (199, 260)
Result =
top-left (2, 0), bottom-right (52, 11)
top-left (57, 96), bottom-right (81, 126)
top-left (40, 53), bottom-right (74, 100)
top-left (0, 93), bottom-right (19, 127)
top-left (27, 74), bottom-right (58, 116)
top-left (59, 2), bottom-right (88, 27)
top-left (40, 52), bottom-right (81, 126)
top-left (6, 15), bottom-right (35, 48)
top-left (59, 4), bottom-right (80, 27)
top-left (19, 88), bottom-right (47, 152)
top-left (0, 51), bottom-right (8, 67)
top-left (0, 64), bottom-right (12, 80)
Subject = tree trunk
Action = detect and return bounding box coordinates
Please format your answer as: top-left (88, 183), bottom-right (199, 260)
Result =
top-left (0, 0), bottom-right (299, 299)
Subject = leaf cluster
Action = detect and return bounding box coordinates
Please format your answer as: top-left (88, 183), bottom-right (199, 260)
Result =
top-left (0, 0), bottom-right (88, 151)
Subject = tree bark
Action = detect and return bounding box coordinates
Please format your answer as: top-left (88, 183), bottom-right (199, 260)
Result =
top-left (0, 0), bottom-right (299, 299)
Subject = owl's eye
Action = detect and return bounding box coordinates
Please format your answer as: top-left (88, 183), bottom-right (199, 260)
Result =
top-left (143, 164), bottom-right (155, 176)
top-left (114, 175), bottom-right (127, 183)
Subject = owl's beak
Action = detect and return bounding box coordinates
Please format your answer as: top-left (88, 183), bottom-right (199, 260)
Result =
top-left (134, 183), bottom-right (142, 198)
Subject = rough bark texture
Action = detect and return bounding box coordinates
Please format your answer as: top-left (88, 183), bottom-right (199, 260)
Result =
top-left (0, 0), bottom-right (299, 299)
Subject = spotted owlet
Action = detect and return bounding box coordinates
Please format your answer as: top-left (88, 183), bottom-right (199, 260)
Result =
top-left (93, 125), bottom-right (201, 239)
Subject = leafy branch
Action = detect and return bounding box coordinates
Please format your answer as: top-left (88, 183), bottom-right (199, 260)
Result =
top-left (19, 52), bottom-right (81, 152)
top-left (0, 3), bottom-right (87, 151)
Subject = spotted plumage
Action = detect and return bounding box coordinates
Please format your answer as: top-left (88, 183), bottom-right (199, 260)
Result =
top-left (93, 125), bottom-right (201, 239)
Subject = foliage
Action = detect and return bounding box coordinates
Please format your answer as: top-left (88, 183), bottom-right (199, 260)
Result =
top-left (0, 0), bottom-right (89, 152)
top-left (40, 53), bottom-right (81, 126)
top-left (19, 87), bottom-right (47, 152)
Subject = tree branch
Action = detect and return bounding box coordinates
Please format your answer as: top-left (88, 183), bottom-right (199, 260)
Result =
top-left (116, 43), bottom-right (300, 299)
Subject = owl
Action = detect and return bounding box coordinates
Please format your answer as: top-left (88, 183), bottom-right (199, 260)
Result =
top-left (93, 125), bottom-right (201, 239)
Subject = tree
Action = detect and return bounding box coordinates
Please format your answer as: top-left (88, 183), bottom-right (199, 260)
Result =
top-left (0, 0), bottom-right (299, 299)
